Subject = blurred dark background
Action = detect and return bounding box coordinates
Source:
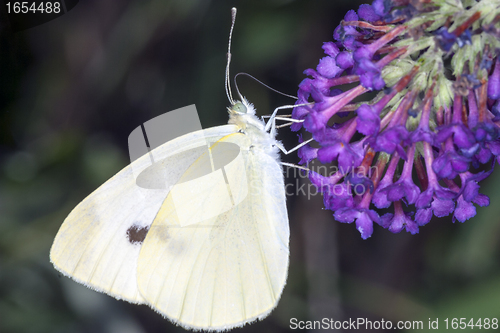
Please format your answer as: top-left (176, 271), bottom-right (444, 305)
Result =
top-left (1, 1), bottom-right (500, 332)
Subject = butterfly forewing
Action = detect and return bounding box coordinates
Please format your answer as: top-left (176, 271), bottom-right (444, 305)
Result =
top-left (49, 125), bottom-right (238, 304)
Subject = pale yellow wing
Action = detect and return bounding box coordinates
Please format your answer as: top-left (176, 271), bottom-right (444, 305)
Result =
top-left (50, 125), bottom-right (238, 303)
top-left (137, 132), bottom-right (289, 331)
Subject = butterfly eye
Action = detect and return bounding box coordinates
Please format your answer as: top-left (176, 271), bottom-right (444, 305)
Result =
top-left (232, 102), bottom-right (247, 114)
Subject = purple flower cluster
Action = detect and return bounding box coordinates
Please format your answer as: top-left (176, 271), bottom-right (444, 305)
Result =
top-left (293, 0), bottom-right (500, 239)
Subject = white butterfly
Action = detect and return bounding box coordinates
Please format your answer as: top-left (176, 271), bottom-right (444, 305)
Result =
top-left (50, 8), bottom-right (307, 331)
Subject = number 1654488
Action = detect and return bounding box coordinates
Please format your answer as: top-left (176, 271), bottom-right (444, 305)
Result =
top-left (6, 2), bottom-right (61, 14)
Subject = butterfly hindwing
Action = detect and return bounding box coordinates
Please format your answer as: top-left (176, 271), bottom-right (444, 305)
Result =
top-left (137, 131), bottom-right (289, 330)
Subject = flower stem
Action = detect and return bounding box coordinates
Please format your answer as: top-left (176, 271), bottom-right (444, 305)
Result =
top-left (360, 155), bottom-right (389, 208)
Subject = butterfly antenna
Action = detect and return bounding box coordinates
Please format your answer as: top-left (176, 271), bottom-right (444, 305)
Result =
top-left (225, 7), bottom-right (237, 106)
top-left (234, 73), bottom-right (298, 100)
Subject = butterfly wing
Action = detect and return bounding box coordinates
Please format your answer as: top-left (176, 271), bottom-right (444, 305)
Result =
top-left (50, 125), bottom-right (238, 303)
top-left (137, 132), bottom-right (289, 330)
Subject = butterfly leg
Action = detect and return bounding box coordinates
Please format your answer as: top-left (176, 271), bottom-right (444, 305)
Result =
top-left (264, 102), bottom-right (312, 136)
top-left (264, 105), bottom-right (296, 137)
top-left (280, 161), bottom-right (309, 171)
top-left (274, 118), bottom-right (304, 129)
top-left (274, 138), bottom-right (313, 156)
top-left (274, 141), bottom-right (311, 171)
top-left (262, 115), bottom-right (303, 129)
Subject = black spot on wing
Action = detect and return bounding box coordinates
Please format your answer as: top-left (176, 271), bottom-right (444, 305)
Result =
top-left (126, 224), bottom-right (150, 245)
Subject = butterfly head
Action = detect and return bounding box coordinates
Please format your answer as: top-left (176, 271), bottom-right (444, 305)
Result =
top-left (231, 101), bottom-right (247, 114)
top-left (227, 97), bottom-right (260, 130)
top-left (228, 97), bottom-right (255, 116)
